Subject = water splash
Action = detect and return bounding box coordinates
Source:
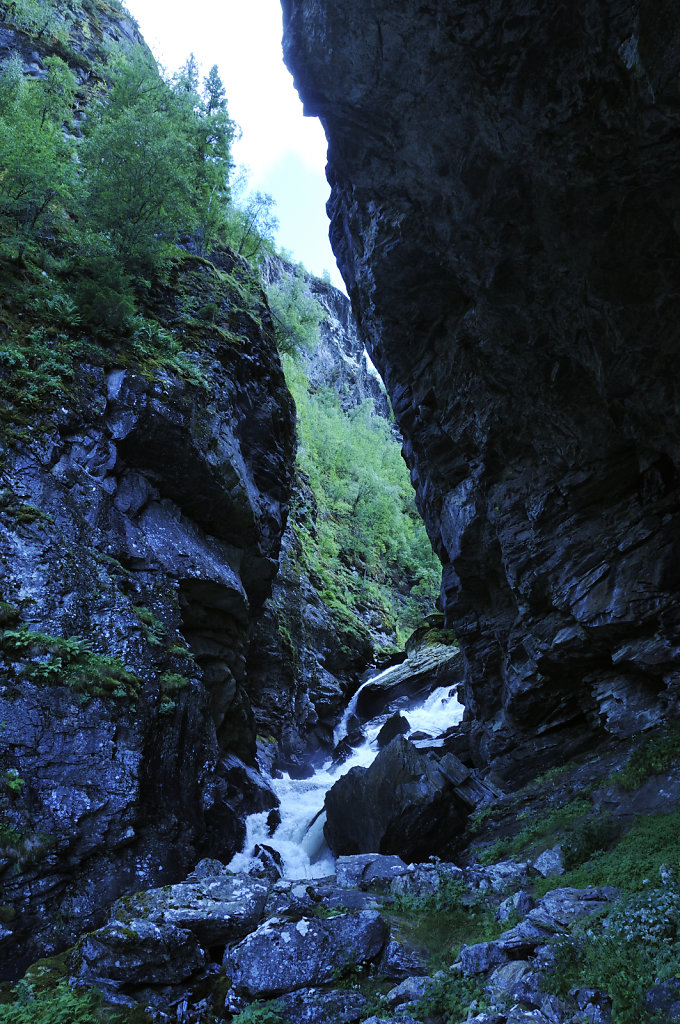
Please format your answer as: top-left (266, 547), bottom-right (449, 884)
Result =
top-left (228, 678), bottom-right (464, 879)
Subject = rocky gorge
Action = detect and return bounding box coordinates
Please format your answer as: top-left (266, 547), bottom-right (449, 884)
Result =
top-left (281, 0), bottom-right (680, 783)
top-left (2, 0), bottom-right (680, 1022)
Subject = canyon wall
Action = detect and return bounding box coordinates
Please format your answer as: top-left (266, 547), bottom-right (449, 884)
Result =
top-left (281, 0), bottom-right (680, 781)
top-left (0, 250), bottom-right (295, 978)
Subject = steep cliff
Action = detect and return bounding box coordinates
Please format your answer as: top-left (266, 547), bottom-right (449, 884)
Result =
top-left (281, 0), bottom-right (680, 783)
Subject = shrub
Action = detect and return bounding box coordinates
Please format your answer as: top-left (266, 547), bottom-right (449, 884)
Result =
top-left (554, 886), bottom-right (680, 1024)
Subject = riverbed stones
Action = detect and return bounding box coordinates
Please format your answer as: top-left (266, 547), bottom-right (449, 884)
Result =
top-left (225, 910), bottom-right (389, 997)
top-left (72, 919), bottom-right (207, 991)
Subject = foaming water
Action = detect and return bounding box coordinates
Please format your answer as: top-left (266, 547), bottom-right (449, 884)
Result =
top-left (228, 679), bottom-right (464, 879)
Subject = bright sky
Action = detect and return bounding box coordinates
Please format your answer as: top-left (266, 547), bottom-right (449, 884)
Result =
top-left (124, 0), bottom-right (345, 290)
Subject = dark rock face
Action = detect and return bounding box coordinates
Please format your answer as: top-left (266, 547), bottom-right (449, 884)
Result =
top-left (0, 255), bottom-right (294, 977)
top-left (324, 737), bottom-right (471, 860)
top-left (281, 0), bottom-right (680, 781)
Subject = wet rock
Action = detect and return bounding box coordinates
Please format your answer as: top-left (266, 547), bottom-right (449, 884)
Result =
top-left (265, 879), bottom-right (378, 919)
top-left (324, 737), bottom-right (468, 860)
top-left (498, 891), bottom-right (535, 924)
top-left (0, 250), bottom-right (295, 976)
top-left (363, 1018), bottom-right (421, 1024)
top-left (336, 853), bottom-right (410, 889)
top-left (465, 861), bottom-right (531, 893)
top-left (71, 919), bottom-right (206, 992)
top-left (486, 961), bottom-right (545, 1009)
top-left (569, 990), bottom-right (613, 1023)
top-left (377, 713), bottom-right (410, 748)
top-left (252, 844), bottom-right (285, 882)
top-left (354, 645), bottom-right (464, 722)
top-left (111, 872), bottom-right (269, 946)
top-left (380, 940), bottom-right (430, 981)
top-left (277, 986), bottom-right (370, 1024)
top-left (390, 862), bottom-right (463, 898)
top-left (385, 976), bottom-right (433, 1007)
top-left (505, 1011), bottom-right (552, 1023)
top-left (282, 0), bottom-right (680, 785)
top-left (457, 941), bottom-right (508, 976)
top-left (644, 980), bottom-right (680, 1023)
top-left (226, 911), bottom-right (388, 997)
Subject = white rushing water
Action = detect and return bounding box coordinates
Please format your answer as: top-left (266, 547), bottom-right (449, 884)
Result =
top-left (228, 666), bottom-right (465, 880)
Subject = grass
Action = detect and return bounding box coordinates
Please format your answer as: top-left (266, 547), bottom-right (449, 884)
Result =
top-left (612, 721), bottom-right (680, 790)
top-left (551, 884), bottom-right (680, 1024)
top-left (534, 809), bottom-right (680, 895)
top-left (476, 795), bottom-right (594, 865)
top-left (0, 980), bottom-right (150, 1023)
top-left (389, 877), bottom-right (501, 968)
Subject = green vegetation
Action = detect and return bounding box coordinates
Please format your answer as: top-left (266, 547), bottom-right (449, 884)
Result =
top-left (0, 624), bottom-right (142, 700)
top-left (283, 354), bottom-right (441, 647)
top-left (231, 1000), bottom-right (288, 1024)
top-left (414, 974), bottom-right (489, 1024)
top-left (0, 20), bottom-right (278, 435)
top-left (266, 265), bottom-right (327, 356)
top-left (0, 980), bottom-right (149, 1023)
top-left (389, 876), bottom-right (500, 977)
top-left (553, 883), bottom-right (680, 1024)
top-left (612, 720), bottom-right (680, 790)
top-left (477, 794), bottom-right (595, 866)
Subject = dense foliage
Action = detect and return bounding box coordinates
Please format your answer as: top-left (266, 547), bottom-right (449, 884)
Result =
top-left (283, 351), bottom-right (440, 645)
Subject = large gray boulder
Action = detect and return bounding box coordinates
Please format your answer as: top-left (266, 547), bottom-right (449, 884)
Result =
top-left (226, 911), bottom-right (388, 997)
top-left (111, 871), bottom-right (269, 946)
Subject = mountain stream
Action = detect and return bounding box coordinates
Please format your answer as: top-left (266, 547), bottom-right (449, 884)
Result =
top-left (228, 662), bottom-right (464, 879)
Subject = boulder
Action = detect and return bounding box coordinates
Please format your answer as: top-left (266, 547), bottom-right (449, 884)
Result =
top-left (377, 713), bottom-right (410, 749)
top-left (336, 853), bottom-right (410, 889)
top-left (380, 940), bottom-right (430, 981)
top-left (385, 976), bottom-right (433, 1008)
top-left (324, 737), bottom-right (468, 860)
top-left (226, 911), bottom-right (388, 997)
top-left (111, 871), bottom-right (269, 946)
top-left (532, 846), bottom-right (565, 878)
top-left (644, 980), bottom-right (680, 1023)
top-left (277, 986), bottom-right (369, 1024)
top-left (71, 919), bottom-right (206, 991)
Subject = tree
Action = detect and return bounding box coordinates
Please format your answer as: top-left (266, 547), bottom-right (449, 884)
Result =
top-left (81, 49), bottom-right (193, 276)
top-left (0, 54), bottom-right (78, 259)
top-left (226, 190), bottom-right (279, 262)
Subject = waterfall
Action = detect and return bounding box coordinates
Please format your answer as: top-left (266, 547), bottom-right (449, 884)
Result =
top-left (228, 670), bottom-right (464, 880)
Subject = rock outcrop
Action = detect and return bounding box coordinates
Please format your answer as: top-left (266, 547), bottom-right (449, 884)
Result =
top-left (0, 252), bottom-right (294, 977)
top-left (281, 0), bottom-right (680, 782)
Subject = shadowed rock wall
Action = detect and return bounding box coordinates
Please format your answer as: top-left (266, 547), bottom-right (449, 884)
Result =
top-left (0, 253), bottom-right (294, 977)
top-left (281, 0), bottom-right (680, 781)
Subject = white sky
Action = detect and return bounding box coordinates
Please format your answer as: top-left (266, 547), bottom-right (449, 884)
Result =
top-left (124, 0), bottom-right (345, 289)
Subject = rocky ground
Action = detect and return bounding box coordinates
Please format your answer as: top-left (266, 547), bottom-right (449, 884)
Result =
top-left (4, 720), bottom-right (680, 1023)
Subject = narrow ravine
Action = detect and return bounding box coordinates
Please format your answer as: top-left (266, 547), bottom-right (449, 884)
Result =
top-left (229, 663), bottom-right (465, 879)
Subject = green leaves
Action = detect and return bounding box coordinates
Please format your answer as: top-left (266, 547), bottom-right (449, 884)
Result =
top-left (0, 55), bottom-right (78, 258)
top-left (283, 353), bottom-right (441, 645)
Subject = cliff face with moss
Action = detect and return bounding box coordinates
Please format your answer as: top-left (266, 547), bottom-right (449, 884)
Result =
top-left (281, 0), bottom-right (680, 783)
top-left (0, 246), bottom-right (295, 976)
